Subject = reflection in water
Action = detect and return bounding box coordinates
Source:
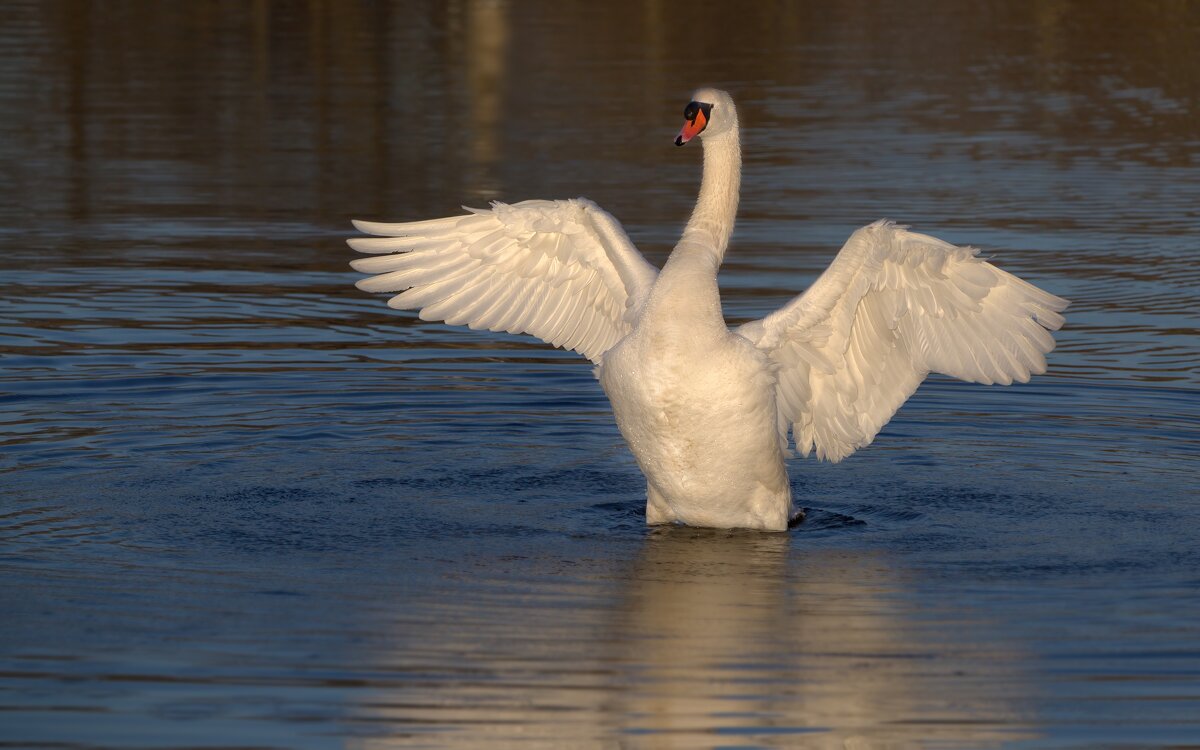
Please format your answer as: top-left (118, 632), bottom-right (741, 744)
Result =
top-left (613, 531), bottom-right (800, 745)
top-left (462, 0), bottom-right (509, 199)
top-left (349, 532), bottom-right (1031, 747)
top-left (611, 531), bottom-right (1031, 748)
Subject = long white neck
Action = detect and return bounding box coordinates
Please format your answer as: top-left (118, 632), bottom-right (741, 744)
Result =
top-left (677, 120), bottom-right (741, 268)
top-left (637, 117), bottom-right (742, 336)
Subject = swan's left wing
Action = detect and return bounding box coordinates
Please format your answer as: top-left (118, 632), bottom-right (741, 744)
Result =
top-left (735, 220), bottom-right (1068, 462)
top-left (349, 198), bottom-right (658, 364)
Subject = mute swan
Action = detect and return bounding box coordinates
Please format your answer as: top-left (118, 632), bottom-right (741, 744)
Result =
top-left (349, 88), bottom-right (1068, 532)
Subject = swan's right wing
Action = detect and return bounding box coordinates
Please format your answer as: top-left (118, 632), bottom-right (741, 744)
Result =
top-left (349, 198), bottom-right (659, 364)
top-left (736, 221), bottom-right (1068, 462)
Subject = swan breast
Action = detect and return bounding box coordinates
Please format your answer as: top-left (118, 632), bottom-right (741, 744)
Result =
top-left (598, 328), bottom-right (789, 524)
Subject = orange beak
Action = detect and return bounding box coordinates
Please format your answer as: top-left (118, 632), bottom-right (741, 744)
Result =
top-left (675, 108), bottom-right (708, 146)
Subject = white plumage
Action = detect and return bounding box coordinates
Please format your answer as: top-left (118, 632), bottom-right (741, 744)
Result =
top-left (349, 199), bottom-right (657, 363)
top-left (351, 88), bottom-right (1068, 531)
top-left (736, 220), bottom-right (1067, 463)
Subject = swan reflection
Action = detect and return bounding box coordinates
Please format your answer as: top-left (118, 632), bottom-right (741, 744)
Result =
top-left (612, 528), bottom-right (1032, 747)
top-left (348, 529), bottom-right (1032, 747)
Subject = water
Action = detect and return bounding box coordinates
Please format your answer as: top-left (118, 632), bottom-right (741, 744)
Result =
top-left (2, 1), bottom-right (1199, 747)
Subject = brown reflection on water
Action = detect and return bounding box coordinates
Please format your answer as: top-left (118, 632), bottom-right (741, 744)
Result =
top-left (4, 0), bottom-right (1196, 384)
top-left (6, 1), bottom-right (1199, 228)
top-left (462, 0), bottom-right (509, 199)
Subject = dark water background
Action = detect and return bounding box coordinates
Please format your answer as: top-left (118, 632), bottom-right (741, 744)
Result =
top-left (2, 2), bottom-right (1199, 748)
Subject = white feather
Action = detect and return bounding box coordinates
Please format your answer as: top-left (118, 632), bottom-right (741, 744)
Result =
top-left (736, 220), bottom-right (1069, 463)
top-left (349, 198), bottom-right (658, 364)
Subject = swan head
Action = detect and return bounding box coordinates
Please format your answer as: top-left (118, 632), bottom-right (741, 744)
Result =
top-left (675, 87), bottom-right (737, 146)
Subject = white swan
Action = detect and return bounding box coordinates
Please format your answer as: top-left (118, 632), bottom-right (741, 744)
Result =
top-left (349, 88), bottom-right (1068, 531)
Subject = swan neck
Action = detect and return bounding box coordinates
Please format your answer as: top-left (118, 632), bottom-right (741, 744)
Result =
top-left (682, 123), bottom-right (741, 265)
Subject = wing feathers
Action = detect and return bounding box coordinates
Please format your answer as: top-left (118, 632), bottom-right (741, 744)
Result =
top-left (350, 198), bottom-right (658, 363)
top-left (737, 220), bottom-right (1067, 462)
top-left (346, 236), bottom-right (448, 254)
top-left (352, 215), bottom-right (469, 236)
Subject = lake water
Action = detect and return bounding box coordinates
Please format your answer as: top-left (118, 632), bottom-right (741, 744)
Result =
top-left (2, 2), bottom-right (1199, 748)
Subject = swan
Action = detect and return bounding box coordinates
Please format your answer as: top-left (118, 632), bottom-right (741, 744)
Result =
top-left (349, 88), bottom-right (1068, 532)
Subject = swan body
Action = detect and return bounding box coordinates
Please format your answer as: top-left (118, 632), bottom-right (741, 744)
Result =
top-left (350, 88), bottom-right (1068, 531)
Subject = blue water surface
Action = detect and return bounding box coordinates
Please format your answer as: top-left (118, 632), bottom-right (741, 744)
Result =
top-left (2, 2), bottom-right (1198, 748)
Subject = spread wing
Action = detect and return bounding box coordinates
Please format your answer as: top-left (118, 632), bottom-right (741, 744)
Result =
top-left (349, 198), bottom-right (659, 364)
top-left (736, 220), bottom-right (1068, 462)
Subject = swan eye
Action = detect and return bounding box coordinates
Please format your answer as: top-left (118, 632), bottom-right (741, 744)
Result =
top-left (676, 100), bottom-right (714, 146)
top-left (683, 101), bottom-right (712, 123)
